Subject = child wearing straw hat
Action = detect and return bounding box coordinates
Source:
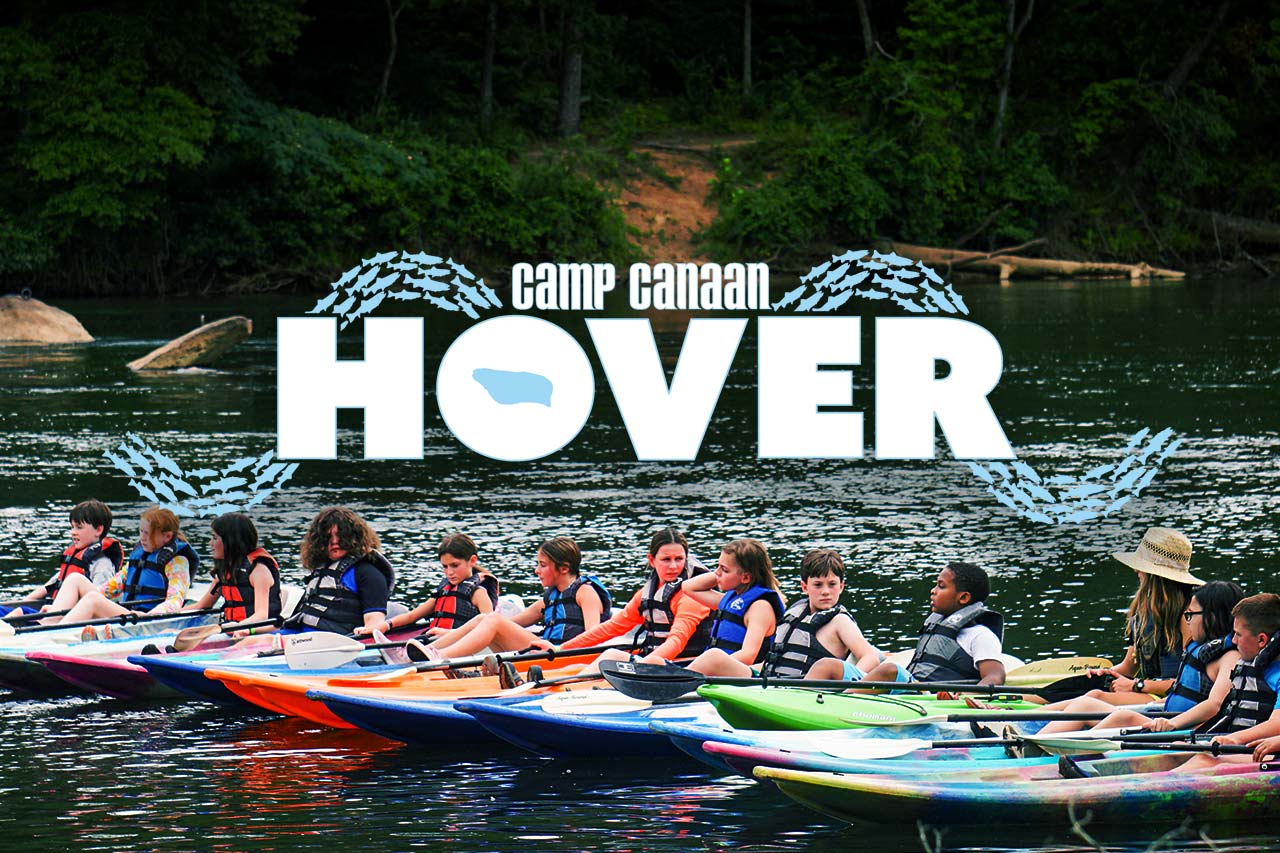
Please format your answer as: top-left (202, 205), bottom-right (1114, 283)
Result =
top-left (1086, 526), bottom-right (1204, 705)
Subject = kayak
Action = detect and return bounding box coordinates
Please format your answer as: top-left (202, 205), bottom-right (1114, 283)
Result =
top-left (309, 690), bottom-right (538, 745)
top-left (455, 690), bottom-right (727, 758)
top-left (201, 652), bottom-right (601, 726)
top-left (0, 611), bottom-right (219, 694)
top-left (706, 740), bottom-right (1063, 780)
top-left (756, 756), bottom-right (1280, 825)
top-left (696, 684), bottom-right (1042, 730)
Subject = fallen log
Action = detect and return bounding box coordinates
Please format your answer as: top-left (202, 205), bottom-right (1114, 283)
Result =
top-left (127, 315), bottom-right (252, 371)
top-left (881, 242), bottom-right (1184, 281)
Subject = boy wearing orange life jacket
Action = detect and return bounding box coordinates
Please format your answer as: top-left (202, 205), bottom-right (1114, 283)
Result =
top-left (1, 499), bottom-right (123, 620)
top-left (374, 534), bottom-right (499, 636)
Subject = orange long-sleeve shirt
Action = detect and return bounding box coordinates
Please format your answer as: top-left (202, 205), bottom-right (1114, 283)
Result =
top-left (561, 586), bottom-right (712, 661)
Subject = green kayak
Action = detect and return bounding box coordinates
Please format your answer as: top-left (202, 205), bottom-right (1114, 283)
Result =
top-left (696, 684), bottom-right (1041, 730)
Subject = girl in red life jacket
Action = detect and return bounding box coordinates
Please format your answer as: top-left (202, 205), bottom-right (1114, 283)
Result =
top-left (676, 538), bottom-right (787, 672)
top-left (358, 533), bottom-right (497, 636)
top-left (186, 512), bottom-right (283, 636)
top-left (402, 536), bottom-right (610, 660)
top-left (40, 507), bottom-right (196, 623)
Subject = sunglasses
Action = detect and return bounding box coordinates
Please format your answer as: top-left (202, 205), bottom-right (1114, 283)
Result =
top-left (1182, 609), bottom-right (1204, 623)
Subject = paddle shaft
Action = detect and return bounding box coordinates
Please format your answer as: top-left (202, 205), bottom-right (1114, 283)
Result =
top-left (15, 606), bottom-right (218, 634)
top-left (913, 710), bottom-right (1181, 723)
top-left (3, 598), bottom-right (163, 624)
top-left (689, 674), bottom-right (1053, 696)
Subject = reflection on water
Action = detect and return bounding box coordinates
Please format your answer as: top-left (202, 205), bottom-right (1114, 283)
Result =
top-left (1, 280), bottom-right (1278, 851)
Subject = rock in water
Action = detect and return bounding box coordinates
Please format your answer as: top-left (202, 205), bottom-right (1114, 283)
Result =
top-left (128, 316), bottom-right (252, 371)
top-left (0, 295), bottom-right (94, 343)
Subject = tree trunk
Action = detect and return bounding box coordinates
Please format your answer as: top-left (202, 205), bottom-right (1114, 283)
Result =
top-left (375, 0), bottom-right (407, 118)
top-left (557, 0), bottom-right (584, 137)
top-left (855, 0), bottom-right (874, 61)
top-left (1163, 0), bottom-right (1231, 100)
top-left (742, 0), bottom-right (752, 97)
top-left (1187, 208), bottom-right (1280, 246)
top-left (480, 0), bottom-right (498, 136)
top-left (992, 0), bottom-right (1033, 151)
top-left (883, 241), bottom-right (1184, 281)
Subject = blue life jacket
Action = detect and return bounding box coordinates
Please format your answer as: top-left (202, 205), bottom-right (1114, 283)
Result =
top-left (124, 540), bottom-right (199, 611)
top-left (710, 585), bottom-right (785, 663)
top-left (542, 575), bottom-right (611, 643)
top-left (1166, 636), bottom-right (1232, 713)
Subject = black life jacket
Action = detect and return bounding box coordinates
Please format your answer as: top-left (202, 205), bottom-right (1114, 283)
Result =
top-left (542, 575), bottom-right (611, 643)
top-left (1167, 636), bottom-right (1231, 710)
top-left (428, 571), bottom-right (499, 631)
top-left (287, 551), bottom-right (396, 634)
top-left (762, 599), bottom-right (855, 678)
top-left (1130, 620), bottom-right (1183, 680)
top-left (123, 540), bottom-right (200, 611)
top-left (906, 602), bottom-right (1004, 683)
top-left (215, 548), bottom-right (282, 624)
top-left (50, 537), bottom-right (124, 594)
top-left (1203, 640), bottom-right (1280, 734)
top-left (710, 585), bottom-right (786, 663)
top-left (635, 560), bottom-right (714, 657)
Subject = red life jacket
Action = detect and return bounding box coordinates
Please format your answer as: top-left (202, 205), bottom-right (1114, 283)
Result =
top-left (216, 548), bottom-right (282, 624)
top-left (428, 571), bottom-right (499, 631)
top-left (51, 537), bottom-right (123, 594)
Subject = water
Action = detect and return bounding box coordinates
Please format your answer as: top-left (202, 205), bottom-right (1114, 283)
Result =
top-left (1, 277), bottom-right (1278, 851)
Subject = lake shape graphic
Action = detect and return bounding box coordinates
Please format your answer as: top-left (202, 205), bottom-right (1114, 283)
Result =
top-left (473, 368), bottom-right (553, 406)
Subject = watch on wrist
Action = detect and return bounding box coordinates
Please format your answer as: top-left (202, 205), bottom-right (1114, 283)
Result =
top-left (1134, 678), bottom-right (1146, 693)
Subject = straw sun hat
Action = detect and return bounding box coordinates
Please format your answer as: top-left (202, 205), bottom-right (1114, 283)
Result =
top-left (1112, 527), bottom-right (1205, 586)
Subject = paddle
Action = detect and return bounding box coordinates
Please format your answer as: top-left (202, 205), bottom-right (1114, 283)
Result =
top-left (280, 630), bottom-right (632, 671)
top-left (1019, 732), bottom-right (1254, 757)
top-left (1, 598), bottom-right (164, 626)
top-left (598, 659), bottom-right (1061, 703)
top-left (1002, 656), bottom-right (1112, 686)
top-left (169, 618), bottom-right (282, 652)
top-left (3, 606), bottom-right (218, 636)
top-left (812, 729), bottom-right (1196, 761)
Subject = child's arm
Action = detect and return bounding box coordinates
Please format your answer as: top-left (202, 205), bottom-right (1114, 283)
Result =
top-left (372, 596), bottom-right (438, 633)
top-left (513, 599), bottom-right (545, 628)
top-left (675, 572), bottom-right (723, 608)
top-left (149, 557), bottom-right (191, 614)
top-left (560, 591), bottom-right (642, 650)
top-left (184, 582), bottom-right (220, 612)
top-left (574, 583), bottom-right (605, 632)
top-left (470, 587), bottom-right (495, 615)
top-left (645, 593), bottom-right (713, 662)
top-left (831, 614), bottom-right (882, 674)
top-left (727, 598), bottom-right (779, 665)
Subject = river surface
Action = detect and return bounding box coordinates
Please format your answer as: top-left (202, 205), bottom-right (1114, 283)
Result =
top-left (0, 275), bottom-right (1277, 851)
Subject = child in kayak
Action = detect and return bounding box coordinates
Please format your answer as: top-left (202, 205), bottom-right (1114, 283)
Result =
top-left (675, 539), bottom-right (786, 672)
top-left (39, 506), bottom-right (197, 623)
top-left (283, 507), bottom-right (395, 635)
top-left (362, 532), bottom-right (497, 636)
top-left (390, 536), bottom-right (610, 659)
top-left (557, 527), bottom-right (714, 674)
top-left (713, 547), bottom-right (881, 681)
top-left (1, 499), bottom-right (123, 620)
top-left (1082, 527), bottom-right (1202, 705)
top-left (1035, 580), bottom-right (1245, 735)
top-left (1173, 593), bottom-right (1280, 770)
top-left (184, 512), bottom-right (283, 636)
top-left (844, 561), bottom-right (1005, 688)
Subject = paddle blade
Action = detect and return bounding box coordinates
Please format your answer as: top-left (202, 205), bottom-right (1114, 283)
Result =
top-left (1004, 656), bottom-right (1112, 686)
top-left (599, 659), bottom-right (703, 702)
top-left (283, 632), bottom-right (366, 669)
top-left (0, 620), bottom-right (14, 637)
top-left (171, 624), bottom-right (223, 653)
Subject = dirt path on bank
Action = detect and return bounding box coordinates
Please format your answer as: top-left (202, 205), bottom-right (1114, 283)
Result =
top-left (618, 138), bottom-right (754, 262)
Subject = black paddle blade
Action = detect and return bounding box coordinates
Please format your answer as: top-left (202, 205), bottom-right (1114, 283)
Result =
top-left (599, 659), bottom-right (702, 702)
top-left (1037, 672), bottom-right (1113, 703)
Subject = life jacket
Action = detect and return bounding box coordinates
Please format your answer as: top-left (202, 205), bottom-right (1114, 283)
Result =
top-left (635, 560), bottom-right (714, 657)
top-left (1127, 619), bottom-right (1183, 680)
top-left (428, 571), bottom-right (499, 631)
top-left (1203, 640), bottom-right (1280, 734)
top-left (51, 537), bottom-right (124, 594)
top-left (542, 575), bottom-right (611, 643)
top-left (1166, 636), bottom-right (1232, 712)
top-left (123, 539), bottom-right (200, 612)
top-left (762, 599), bottom-right (855, 678)
top-left (287, 551), bottom-right (396, 634)
top-left (215, 548), bottom-right (283, 624)
top-left (710, 585), bottom-right (786, 663)
top-left (906, 602), bottom-right (1004, 683)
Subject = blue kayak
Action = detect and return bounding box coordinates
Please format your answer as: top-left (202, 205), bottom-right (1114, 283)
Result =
top-left (127, 652), bottom-right (395, 708)
top-left (309, 689), bottom-right (532, 745)
top-left (454, 690), bottom-right (725, 758)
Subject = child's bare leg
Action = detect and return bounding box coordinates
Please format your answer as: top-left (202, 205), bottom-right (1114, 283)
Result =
top-left (1039, 696), bottom-right (1127, 733)
top-left (57, 592), bottom-right (128, 624)
top-left (687, 648), bottom-right (754, 677)
top-left (40, 574), bottom-right (99, 622)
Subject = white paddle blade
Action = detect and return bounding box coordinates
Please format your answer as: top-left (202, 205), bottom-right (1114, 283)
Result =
top-left (0, 620), bottom-right (14, 637)
top-left (819, 737), bottom-right (936, 760)
top-left (1004, 656), bottom-right (1112, 685)
top-left (283, 632), bottom-right (366, 670)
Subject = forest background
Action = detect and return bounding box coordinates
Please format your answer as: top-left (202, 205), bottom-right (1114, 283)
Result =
top-left (1, 0), bottom-right (1277, 296)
